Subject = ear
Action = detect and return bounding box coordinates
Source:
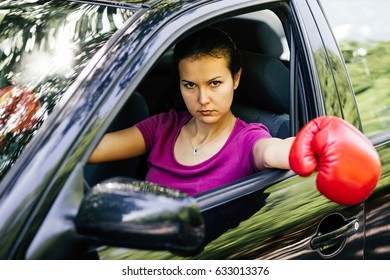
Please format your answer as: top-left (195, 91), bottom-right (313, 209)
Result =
top-left (233, 68), bottom-right (242, 90)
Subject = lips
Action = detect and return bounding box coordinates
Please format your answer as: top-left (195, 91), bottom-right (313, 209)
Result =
top-left (199, 110), bottom-right (214, 116)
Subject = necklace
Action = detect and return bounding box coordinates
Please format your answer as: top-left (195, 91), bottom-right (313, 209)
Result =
top-left (189, 118), bottom-right (232, 156)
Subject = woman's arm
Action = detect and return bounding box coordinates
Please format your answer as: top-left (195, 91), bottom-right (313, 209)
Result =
top-left (253, 137), bottom-right (295, 170)
top-left (88, 126), bottom-right (146, 163)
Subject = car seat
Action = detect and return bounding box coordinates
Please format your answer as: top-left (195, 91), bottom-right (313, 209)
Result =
top-left (233, 50), bottom-right (290, 138)
top-left (214, 18), bottom-right (284, 58)
top-left (215, 18), bottom-right (290, 138)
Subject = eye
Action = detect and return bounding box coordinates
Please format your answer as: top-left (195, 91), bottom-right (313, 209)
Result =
top-left (210, 81), bottom-right (221, 87)
top-left (183, 82), bottom-right (196, 89)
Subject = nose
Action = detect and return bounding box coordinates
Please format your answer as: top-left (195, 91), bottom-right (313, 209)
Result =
top-left (198, 87), bottom-right (210, 105)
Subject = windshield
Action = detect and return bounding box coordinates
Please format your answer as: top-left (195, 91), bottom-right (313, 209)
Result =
top-left (0, 0), bottom-right (136, 180)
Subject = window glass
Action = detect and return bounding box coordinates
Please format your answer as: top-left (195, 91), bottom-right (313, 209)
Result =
top-left (0, 0), bottom-right (135, 180)
top-left (320, 0), bottom-right (390, 136)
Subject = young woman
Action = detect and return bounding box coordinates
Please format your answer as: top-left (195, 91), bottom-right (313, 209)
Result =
top-left (89, 27), bottom-right (293, 195)
top-left (88, 27), bottom-right (380, 204)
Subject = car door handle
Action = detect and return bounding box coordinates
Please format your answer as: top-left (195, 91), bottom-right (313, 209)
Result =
top-left (311, 218), bottom-right (360, 250)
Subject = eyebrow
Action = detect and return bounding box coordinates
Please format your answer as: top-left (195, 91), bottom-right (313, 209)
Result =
top-left (208, 76), bottom-right (223, 82)
top-left (181, 76), bottom-right (223, 83)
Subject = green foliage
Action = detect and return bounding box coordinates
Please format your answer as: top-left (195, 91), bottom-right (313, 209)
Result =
top-left (340, 41), bottom-right (390, 136)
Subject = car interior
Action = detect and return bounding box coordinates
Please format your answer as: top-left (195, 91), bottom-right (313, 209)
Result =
top-left (84, 10), bottom-right (291, 190)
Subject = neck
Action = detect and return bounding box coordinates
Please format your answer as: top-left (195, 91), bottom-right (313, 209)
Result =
top-left (190, 112), bottom-right (235, 147)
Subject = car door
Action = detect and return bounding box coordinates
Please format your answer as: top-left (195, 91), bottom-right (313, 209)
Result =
top-left (93, 0), bottom-right (365, 259)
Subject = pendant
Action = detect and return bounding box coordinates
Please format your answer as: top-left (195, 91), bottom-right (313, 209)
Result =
top-left (193, 148), bottom-right (201, 156)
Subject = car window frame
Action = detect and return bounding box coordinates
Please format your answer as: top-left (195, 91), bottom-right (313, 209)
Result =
top-left (85, 1), bottom-right (297, 206)
top-left (90, 2), bottom-right (300, 251)
top-left (27, 0), bottom-right (297, 258)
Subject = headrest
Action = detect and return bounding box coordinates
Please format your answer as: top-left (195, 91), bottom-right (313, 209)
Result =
top-left (214, 18), bottom-right (284, 57)
top-left (235, 51), bottom-right (290, 114)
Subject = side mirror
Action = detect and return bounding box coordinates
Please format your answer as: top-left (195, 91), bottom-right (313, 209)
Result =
top-left (75, 178), bottom-right (204, 252)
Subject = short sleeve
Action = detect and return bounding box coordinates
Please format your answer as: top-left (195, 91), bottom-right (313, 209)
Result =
top-left (236, 122), bottom-right (272, 172)
top-left (135, 113), bottom-right (160, 151)
top-left (135, 110), bottom-right (191, 151)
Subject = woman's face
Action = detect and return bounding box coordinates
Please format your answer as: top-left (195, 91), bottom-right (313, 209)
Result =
top-left (178, 55), bottom-right (241, 124)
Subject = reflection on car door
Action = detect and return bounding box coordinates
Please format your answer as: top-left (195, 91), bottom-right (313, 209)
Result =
top-left (96, 171), bottom-right (364, 260)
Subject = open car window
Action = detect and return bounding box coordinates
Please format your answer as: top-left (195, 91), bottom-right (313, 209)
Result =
top-left (84, 8), bottom-right (292, 190)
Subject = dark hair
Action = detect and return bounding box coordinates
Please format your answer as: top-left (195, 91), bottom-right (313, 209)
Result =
top-left (173, 26), bottom-right (242, 77)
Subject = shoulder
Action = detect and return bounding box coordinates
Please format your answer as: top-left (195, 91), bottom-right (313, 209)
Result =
top-left (159, 110), bottom-right (191, 124)
top-left (232, 118), bottom-right (272, 154)
top-left (137, 110), bottom-right (191, 129)
top-left (235, 118), bottom-right (271, 136)
top-left (136, 110), bottom-right (191, 150)
top-left (153, 109), bottom-right (191, 124)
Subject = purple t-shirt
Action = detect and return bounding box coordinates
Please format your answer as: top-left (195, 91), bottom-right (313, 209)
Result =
top-left (135, 110), bottom-right (271, 195)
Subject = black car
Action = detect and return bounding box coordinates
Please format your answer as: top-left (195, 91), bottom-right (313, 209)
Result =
top-left (0, 0), bottom-right (389, 260)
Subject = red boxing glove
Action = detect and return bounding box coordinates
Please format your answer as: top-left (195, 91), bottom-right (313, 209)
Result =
top-left (289, 116), bottom-right (381, 205)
